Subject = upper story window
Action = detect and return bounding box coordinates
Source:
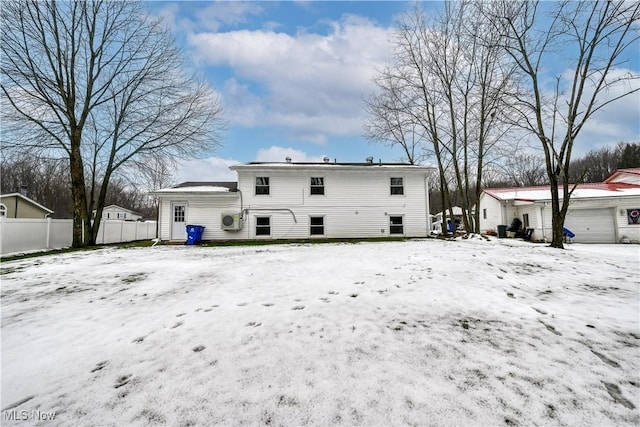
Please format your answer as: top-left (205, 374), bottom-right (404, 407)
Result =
top-left (310, 177), bottom-right (324, 195)
top-left (256, 177), bottom-right (270, 195)
top-left (390, 177), bottom-right (404, 195)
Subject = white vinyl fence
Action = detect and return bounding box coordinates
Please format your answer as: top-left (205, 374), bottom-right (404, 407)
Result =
top-left (0, 218), bottom-right (157, 256)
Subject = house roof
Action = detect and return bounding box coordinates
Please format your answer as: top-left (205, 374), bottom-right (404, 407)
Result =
top-left (150, 181), bottom-right (238, 195)
top-left (101, 205), bottom-right (143, 216)
top-left (482, 182), bottom-right (640, 202)
top-left (230, 162), bottom-right (435, 172)
top-left (0, 193), bottom-right (54, 214)
top-left (603, 168), bottom-right (640, 185)
top-left (173, 181), bottom-right (238, 191)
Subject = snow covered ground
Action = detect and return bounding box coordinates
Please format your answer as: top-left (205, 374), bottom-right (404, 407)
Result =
top-left (1, 238), bottom-right (639, 426)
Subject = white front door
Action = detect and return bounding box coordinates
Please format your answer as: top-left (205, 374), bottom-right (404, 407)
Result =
top-left (171, 202), bottom-right (187, 240)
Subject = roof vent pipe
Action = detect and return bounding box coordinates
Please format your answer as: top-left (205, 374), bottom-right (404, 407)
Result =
top-left (19, 185), bottom-right (28, 197)
top-left (285, 157), bottom-right (292, 163)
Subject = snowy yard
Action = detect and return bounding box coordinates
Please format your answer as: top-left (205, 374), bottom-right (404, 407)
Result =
top-left (1, 238), bottom-right (639, 426)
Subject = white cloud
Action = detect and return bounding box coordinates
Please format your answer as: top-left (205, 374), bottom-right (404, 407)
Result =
top-left (255, 146), bottom-right (327, 163)
top-left (158, 2), bottom-right (264, 34)
top-left (175, 157), bottom-right (240, 183)
top-left (187, 15), bottom-right (394, 144)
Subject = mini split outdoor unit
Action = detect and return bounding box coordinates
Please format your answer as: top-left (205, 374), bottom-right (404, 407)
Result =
top-left (221, 212), bottom-right (242, 231)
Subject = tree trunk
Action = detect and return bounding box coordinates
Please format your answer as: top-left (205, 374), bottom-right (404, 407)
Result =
top-left (69, 134), bottom-right (88, 248)
top-left (548, 174), bottom-right (564, 249)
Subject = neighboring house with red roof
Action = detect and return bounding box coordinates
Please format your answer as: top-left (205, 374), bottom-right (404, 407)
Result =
top-left (479, 168), bottom-right (640, 243)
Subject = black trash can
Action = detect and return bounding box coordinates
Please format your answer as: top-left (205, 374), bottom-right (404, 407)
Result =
top-left (497, 225), bottom-right (507, 238)
top-left (186, 225), bottom-right (205, 245)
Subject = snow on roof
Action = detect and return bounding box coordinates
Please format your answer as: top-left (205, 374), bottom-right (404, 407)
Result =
top-left (483, 182), bottom-right (640, 202)
top-left (603, 168), bottom-right (640, 185)
top-left (150, 185), bottom-right (235, 195)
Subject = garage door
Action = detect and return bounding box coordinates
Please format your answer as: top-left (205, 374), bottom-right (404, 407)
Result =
top-left (564, 208), bottom-right (616, 243)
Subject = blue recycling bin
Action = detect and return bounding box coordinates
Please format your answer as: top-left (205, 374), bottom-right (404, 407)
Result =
top-left (186, 225), bottom-right (205, 245)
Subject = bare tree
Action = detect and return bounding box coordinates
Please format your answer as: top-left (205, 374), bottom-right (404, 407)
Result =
top-left (487, 1), bottom-right (639, 248)
top-left (365, 2), bottom-right (515, 233)
top-left (1, 0), bottom-right (224, 246)
top-left (502, 152), bottom-right (548, 187)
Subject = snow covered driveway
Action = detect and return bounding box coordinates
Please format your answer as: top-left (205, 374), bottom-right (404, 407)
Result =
top-left (2, 238), bottom-right (639, 426)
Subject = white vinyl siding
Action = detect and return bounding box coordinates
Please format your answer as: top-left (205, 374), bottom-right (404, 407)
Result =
top-left (236, 168), bottom-right (429, 239)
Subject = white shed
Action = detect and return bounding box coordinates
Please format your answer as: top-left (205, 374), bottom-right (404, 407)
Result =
top-left (479, 168), bottom-right (640, 244)
top-left (151, 162), bottom-right (434, 242)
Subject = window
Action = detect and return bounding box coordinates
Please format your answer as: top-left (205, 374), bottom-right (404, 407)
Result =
top-left (256, 216), bottom-right (271, 236)
top-left (523, 213), bottom-right (530, 228)
top-left (173, 205), bottom-right (185, 223)
top-left (310, 216), bottom-right (325, 235)
top-left (256, 177), bottom-right (270, 195)
top-left (310, 177), bottom-right (325, 195)
top-left (0, 204), bottom-right (6, 217)
top-left (390, 216), bottom-right (404, 235)
top-left (390, 177), bottom-right (404, 195)
top-left (483, 209), bottom-right (487, 220)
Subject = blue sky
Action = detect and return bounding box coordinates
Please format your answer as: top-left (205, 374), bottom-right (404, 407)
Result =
top-left (149, 1), bottom-right (640, 182)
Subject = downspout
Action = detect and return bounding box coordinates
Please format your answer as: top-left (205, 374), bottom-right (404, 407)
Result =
top-left (424, 175), bottom-right (431, 235)
top-left (15, 197), bottom-right (18, 218)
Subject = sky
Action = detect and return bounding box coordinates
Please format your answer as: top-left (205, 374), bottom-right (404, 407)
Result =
top-left (147, 1), bottom-right (640, 183)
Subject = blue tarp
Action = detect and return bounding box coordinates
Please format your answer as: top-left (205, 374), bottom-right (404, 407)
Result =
top-left (562, 227), bottom-right (575, 238)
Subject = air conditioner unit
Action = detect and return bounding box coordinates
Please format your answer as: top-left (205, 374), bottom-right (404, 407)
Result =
top-left (221, 212), bottom-right (242, 231)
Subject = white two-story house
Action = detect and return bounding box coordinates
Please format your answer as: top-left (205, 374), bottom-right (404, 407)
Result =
top-left (151, 160), bottom-right (434, 242)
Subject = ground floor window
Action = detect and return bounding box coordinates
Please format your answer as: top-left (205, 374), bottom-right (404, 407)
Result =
top-left (390, 216), bottom-right (404, 235)
top-left (310, 216), bottom-right (324, 235)
top-left (256, 216), bottom-right (271, 236)
top-left (0, 204), bottom-right (5, 217)
top-left (523, 213), bottom-right (530, 228)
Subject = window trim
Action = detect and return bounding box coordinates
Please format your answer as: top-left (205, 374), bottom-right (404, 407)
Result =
top-left (390, 177), bottom-right (404, 195)
top-left (309, 215), bottom-right (325, 236)
top-left (173, 204), bottom-right (186, 223)
top-left (255, 216), bottom-right (271, 237)
top-left (255, 176), bottom-right (270, 195)
top-left (389, 215), bottom-right (404, 235)
top-left (310, 177), bottom-right (325, 196)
